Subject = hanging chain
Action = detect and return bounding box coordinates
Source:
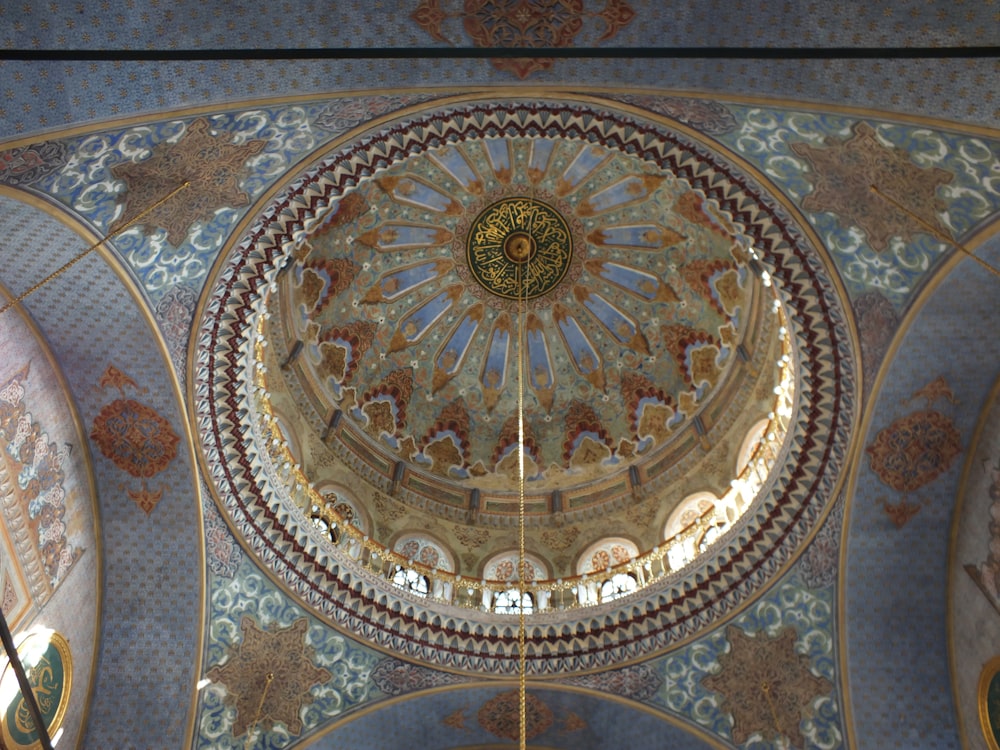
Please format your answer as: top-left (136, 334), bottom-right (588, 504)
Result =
top-left (0, 181), bottom-right (190, 315)
top-left (760, 680), bottom-right (785, 747)
top-left (243, 671), bottom-right (275, 750)
top-left (517, 258), bottom-right (527, 750)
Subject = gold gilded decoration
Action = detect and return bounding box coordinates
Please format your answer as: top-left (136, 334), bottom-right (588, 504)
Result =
top-left (207, 617), bottom-right (331, 738)
top-left (110, 118), bottom-right (266, 246)
top-left (702, 626), bottom-right (832, 748)
top-left (467, 197), bottom-right (572, 299)
top-left (979, 655), bottom-right (1000, 750)
top-left (790, 122), bottom-right (953, 252)
top-left (477, 690), bottom-right (554, 741)
top-left (1, 631), bottom-right (73, 750)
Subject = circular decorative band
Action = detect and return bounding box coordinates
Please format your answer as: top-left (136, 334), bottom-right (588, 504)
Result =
top-left (466, 197), bottom-right (572, 299)
top-left (194, 98), bottom-right (856, 675)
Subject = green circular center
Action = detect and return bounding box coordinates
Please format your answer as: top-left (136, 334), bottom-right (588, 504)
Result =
top-left (467, 197), bottom-right (572, 299)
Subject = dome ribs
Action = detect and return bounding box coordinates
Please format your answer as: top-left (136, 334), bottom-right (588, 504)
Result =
top-left (431, 303), bottom-right (485, 395)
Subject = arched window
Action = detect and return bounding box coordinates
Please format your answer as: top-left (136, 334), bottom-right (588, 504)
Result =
top-left (698, 524), bottom-right (724, 553)
top-left (392, 535), bottom-right (455, 573)
top-left (391, 565), bottom-right (429, 596)
top-left (663, 492), bottom-right (719, 571)
top-left (309, 487), bottom-right (368, 554)
top-left (601, 572), bottom-right (638, 601)
top-left (483, 552), bottom-right (548, 614)
top-left (483, 552), bottom-right (547, 583)
top-left (575, 538), bottom-right (640, 576)
top-left (663, 493), bottom-right (717, 541)
top-left (271, 412), bottom-right (302, 467)
top-left (493, 589), bottom-right (534, 614)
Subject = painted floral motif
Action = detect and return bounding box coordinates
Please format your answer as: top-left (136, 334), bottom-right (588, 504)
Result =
top-left (799, 495), bottom-right (843, 589)
top-left (91, 365), bottom-right (180, 514)
top-left (370, 657), bottom-right (468, 696)
top-left (563, 663), bottom-right (663, 700)
top-left (0, 141), bottom-right (68, 186)
top-left (907, 375), bottom-right (958, 407)
top-left (1, 576), bottom-right (17, 617)
top-left (207, 616), bottom-right (331, 737)
top-left (110, 117), bottom-right (266, 246)
top-left (154, 284), bottom-right (198, 377)
top-left (91, 398), bottom-right (179, 479)
top-left (610, 94), bottom-right (737, 135)
top-left (313, 94), bottom-right (443, 134)
top-left (204, 498), bottom-right (242, 579)
top-left (476, 690), bottom-right (554, 741)
top-left (199, 568), bottom-right (381, 747)
top-left (411, 0), bottom-right (635, 78)
top-left (866, 408), bottom-right (961, 493)
top-left (966, 457), bottom-right (1000, 606)
top-left (882, 497), bottom-right (923, 528)
top-left (853, 290), bottom-right (899, 397)
top-left (791, 122), bottom-right (953, 252)
top-left (452, 524), bottom-right (489, 549)
top-left (703, 626), bottom-right (832, 748)
top-left (540, 526), bottom-right (580, 551)
top-left (0, 366), bottom-right (80, 588)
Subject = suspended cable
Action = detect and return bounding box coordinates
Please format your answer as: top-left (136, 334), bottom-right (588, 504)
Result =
top-left (0, 181), bottom-right (190, 316)
top-left (869, 184), bottom-right (1000, 280)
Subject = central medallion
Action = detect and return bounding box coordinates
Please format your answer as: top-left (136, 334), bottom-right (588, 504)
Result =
top-left (467, 197), bottom-right (572, 299)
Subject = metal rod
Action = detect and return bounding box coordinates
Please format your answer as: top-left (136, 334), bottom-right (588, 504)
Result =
top-left (0, 612), bottom-right (55, 750)
top-left (0, 181), bottom-right (189, 316)
top-left (0, 46), bottom-right (997, 62)
top-left (869, 184), bottom-right (1000, 281)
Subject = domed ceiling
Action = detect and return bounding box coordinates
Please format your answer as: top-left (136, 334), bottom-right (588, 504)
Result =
top-left (195, 96), bottom-right (854, 675)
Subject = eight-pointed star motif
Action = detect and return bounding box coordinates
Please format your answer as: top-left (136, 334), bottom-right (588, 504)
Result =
top-left (207, 616), bottom-right (331, 737)
top-left (791, 122), bottom-right (953, 252)
top-left (702, 626), bottom-right (832, 748)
